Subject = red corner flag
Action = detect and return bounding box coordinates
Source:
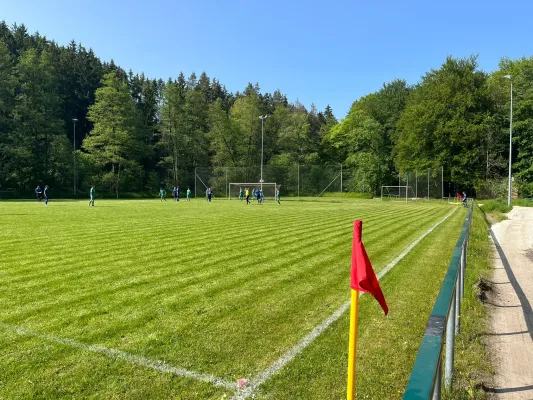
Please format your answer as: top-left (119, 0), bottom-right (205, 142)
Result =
top-left (351, 220), bottom-right (388, 315)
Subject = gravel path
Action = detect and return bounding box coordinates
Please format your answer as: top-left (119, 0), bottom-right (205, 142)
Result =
top-left (487, 206), bottom-right (533, 399)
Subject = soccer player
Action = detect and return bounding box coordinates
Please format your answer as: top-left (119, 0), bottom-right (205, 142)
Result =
top-left (245, 188), bottom-right (250, 204)
top-left (276, 187), bottom-right (280, 205)
top-left (43, 185), bottom-right (49, 206)
top-left (462, 191), bottom-right (467, 208)
top-left (207, 187), bottom-right (213, 202)
top-left (160, 187), bottom-right (167, 202)
top-left (89, 185), bottom-right (95, 206)
top-left (35, 185), bottom-right (42, 202)
top-left (186, 187), bottom-right (191, 201)
top-left (255, 188), bottom-right (260, 203)
top-left (239, 187), bottom-right (244, 201)
top-left (176, 186), bottom-right (180, 201)
top-left (259, 189), bottom-right (264, 204)
top-left (172, 187), bottom-right (177, 201)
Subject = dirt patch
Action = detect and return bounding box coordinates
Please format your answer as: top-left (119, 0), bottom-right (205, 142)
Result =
top-left (476, 278), bottom-right (492, 303)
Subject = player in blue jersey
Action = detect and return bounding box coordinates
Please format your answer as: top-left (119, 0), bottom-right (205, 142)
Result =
top-left (35, 185), bottom-right (42, 202)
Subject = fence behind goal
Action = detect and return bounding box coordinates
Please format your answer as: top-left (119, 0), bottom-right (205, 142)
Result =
top-left (381, 168), bottom-right (444, 201)
top-left (193, 165), bottom-right (345, 199)
top-left (189, 165), bottom-right (445, 200)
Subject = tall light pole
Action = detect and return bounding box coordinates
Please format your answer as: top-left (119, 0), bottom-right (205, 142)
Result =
top-left (73, 118), bottom-right (78, 194)
top-left (504, 75), bottom-right (513, 206)
top-left (259, 115), bottom-right (269, 190)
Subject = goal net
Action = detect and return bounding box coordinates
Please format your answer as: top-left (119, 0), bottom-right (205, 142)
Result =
top-left (381, 185), bottom-right (416, 202)
top-left (229, 183), bottom-right (277, 200)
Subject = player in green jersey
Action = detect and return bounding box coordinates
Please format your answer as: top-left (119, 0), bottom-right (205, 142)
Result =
top-left (89, 185), bottom-right (95, 206)
top-left (186, 187), bottom-right (191, 201)
top-left (239, 187), bottom-right (244, 201)
top-left (159, 188), bottom-right (166, 202)
top-left (276, 187), bottom-right (280, 205)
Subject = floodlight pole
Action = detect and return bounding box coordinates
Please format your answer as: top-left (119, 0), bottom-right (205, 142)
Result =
top-left (259, 115), bottom-right (269, 190)
top-left (73, 118), bottom-right (78, 194)
top-left (504, 75), bottom-right (513, 207)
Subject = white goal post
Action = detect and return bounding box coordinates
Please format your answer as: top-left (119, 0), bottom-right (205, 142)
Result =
top-left (381, 185), bottom-right (416, 202)
top-left (229, 183), bottom-right (277, 200)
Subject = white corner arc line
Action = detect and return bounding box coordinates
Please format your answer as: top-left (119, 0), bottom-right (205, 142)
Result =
top-left (0, 322), bottom-right (235, 390)
top-left (231, 207), bottom-right (458, 400)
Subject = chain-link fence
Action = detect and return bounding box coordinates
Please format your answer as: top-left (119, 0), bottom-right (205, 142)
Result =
top-left (400, 168), bottom-right (444, 200)
top-left (188, 165), bottom-right (445, 200)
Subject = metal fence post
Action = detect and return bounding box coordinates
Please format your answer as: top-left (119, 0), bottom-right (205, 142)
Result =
top-left (340, 164), bottom-right (343, 202)
top-left (460, 245), bottom-right (465, 300)
top-left (415, 171), bottom-right (418, 200)
top-left (445, 288), bottom-right (456, 390)
top-left (297, 163), bottom-right (300, 200)
top-left (441, 166), bottom-right (444, 202)
top-left (428, 168), bottom-right (430, 200)
top-left (432, 360), bottom-right (442, 400)
top-left (455, 274), bottom-right (461, 335)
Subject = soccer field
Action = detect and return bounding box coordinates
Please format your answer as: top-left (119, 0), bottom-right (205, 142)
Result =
top-left (0, 199), bottom-right (465, 399)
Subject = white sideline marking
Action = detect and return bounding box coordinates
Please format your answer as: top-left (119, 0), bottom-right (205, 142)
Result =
top-left (231, 207), bottom-right (458, 400)
top-left (0, 322), bottom-right (235, 390)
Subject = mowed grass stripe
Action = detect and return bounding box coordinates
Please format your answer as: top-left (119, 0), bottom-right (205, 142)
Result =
top-left (2, 206), bottom-right (446, 320)
top-left (0, 205), bottom-right (432, 308)
top-left (2, 204), bottom-right (443, 293)
top-left (0, 200), bottom-right (460, 394)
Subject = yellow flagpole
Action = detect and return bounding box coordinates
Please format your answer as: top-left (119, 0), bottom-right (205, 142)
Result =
top-left (347, 288), bottom-right (359, 400)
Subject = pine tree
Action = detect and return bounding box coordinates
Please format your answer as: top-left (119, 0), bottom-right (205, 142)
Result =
top-left (83, 72), bottom-right (138, 195)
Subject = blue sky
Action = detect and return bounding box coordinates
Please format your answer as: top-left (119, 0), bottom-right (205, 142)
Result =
top-left (2, 0), bottom-right (532, 118)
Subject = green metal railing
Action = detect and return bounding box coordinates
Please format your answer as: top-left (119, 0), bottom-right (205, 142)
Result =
top-left (403, 200), bottom-right (473, 400)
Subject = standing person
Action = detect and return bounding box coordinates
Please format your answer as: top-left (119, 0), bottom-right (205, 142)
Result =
top-left (259, 189), bottom-right (264, 204)
top-left (43, 185), bottom-right (49, 206)
top-left (457, 192), bottom-right (462, 204)
top-left (176, 186), bottom-right (180, 201)
top-left (255, 188), bottom-right (260, 203)
top-left (186, 187), bottom-right (191, 201)
top-left (276, 187), bottom-right (281, 205)
top-left (239, 187), bottom-right (244, 201)
top-left (462, 191), bottom-right (467, 208)
top-left (207, 187), bottom-right (213, 203)
top-left (35, 185), bottom-right (42, 202)
top-left (245, 188), bottom-right (250, 204)
top-left (88, 185), bottom-right (95, 206)
top-left (160, 187), bottom-right (167, 202)
top-left (172, 187), bottom-right (178, 201)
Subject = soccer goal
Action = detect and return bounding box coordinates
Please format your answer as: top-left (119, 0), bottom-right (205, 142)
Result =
top-left (381, 185), bottom-right (416, 202)
top-left (229, 183), bottom-right (277, 200)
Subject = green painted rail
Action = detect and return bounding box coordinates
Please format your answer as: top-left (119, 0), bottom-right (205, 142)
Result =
top-left (403, 201), bottom-right (473, 399)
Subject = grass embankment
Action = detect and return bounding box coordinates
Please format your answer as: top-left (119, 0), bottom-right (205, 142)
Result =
top-left (0, 199), bottom-right (460, 399)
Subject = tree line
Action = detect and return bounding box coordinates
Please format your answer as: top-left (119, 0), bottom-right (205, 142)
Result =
top-left (0, 22), bottom-right (530, 197)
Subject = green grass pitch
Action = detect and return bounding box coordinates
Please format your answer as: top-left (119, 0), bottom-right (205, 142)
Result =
top-left (0, 198), bottom-right (466, 399)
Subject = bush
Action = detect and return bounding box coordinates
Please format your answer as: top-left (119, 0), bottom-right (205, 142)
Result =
top-left (478, 199), bottom-right (512, 213)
